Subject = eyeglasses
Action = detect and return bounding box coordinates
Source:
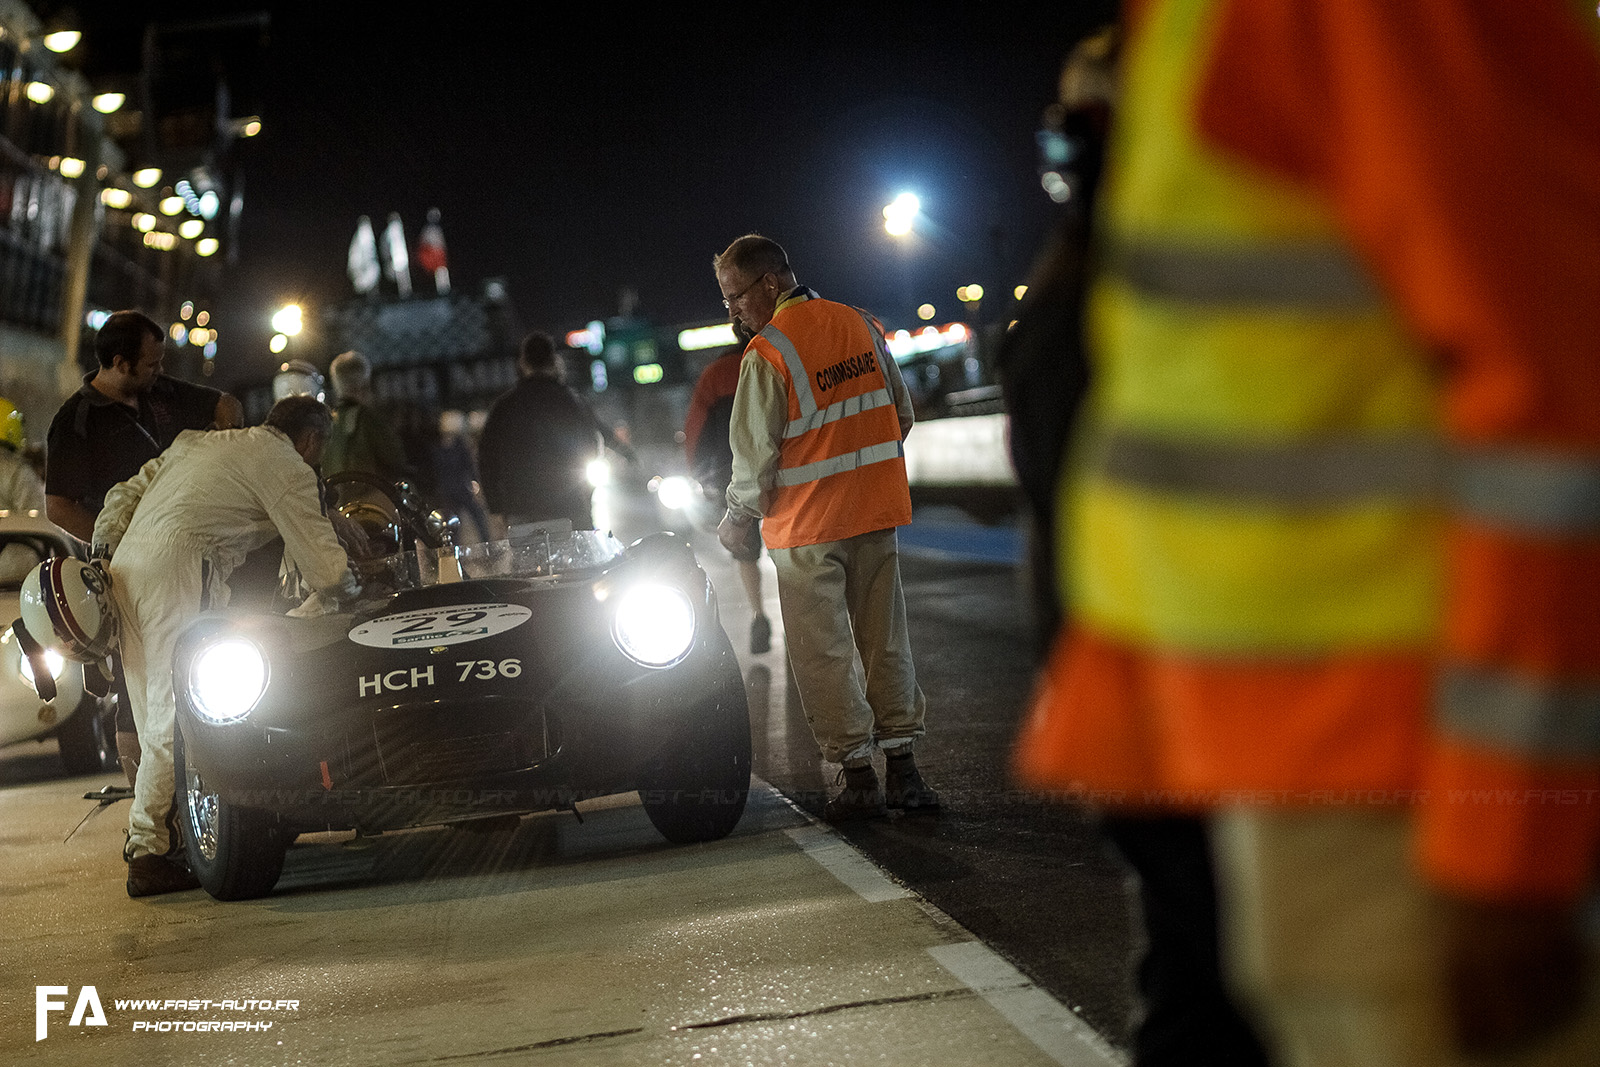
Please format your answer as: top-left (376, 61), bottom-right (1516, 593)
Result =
top-left (721, 273), bottom-right (768, 310)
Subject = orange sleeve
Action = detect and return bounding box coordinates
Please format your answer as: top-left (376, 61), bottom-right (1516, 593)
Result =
top-left (683, 351), bottom-right (742, 465)
top-left (1196, 0), bottom-right (1600, 902)
top-left (1196, 0), bottom-right (1600, 446)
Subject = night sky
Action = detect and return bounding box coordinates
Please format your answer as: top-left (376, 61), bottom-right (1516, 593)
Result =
top-left (51, 3), bottom-right (1120, 389)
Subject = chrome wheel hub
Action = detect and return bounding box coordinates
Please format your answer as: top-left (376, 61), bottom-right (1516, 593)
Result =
top-left (185, 764), bottom-right (221, 861)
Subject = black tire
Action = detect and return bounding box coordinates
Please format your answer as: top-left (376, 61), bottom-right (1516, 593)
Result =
top-left (175, 728), bottom-right (289, 900)
top-left (638, 695), bottom-right (752, 844)
top-left (55, 694), bottom-right (119, 776)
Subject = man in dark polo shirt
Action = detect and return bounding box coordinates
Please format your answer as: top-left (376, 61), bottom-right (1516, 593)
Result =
top-left (45, 310), bottom-right (242, 542)
top-left (44, 309), bottom-right (243, 785)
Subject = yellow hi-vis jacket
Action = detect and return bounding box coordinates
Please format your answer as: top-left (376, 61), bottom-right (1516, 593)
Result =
top-left (727, 287), bottom-right (913, 549)
top-left (1015, 0), bottom-right (1600, 903)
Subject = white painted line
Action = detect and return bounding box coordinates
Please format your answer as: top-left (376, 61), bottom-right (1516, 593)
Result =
top-left (928, 941), bottom-right (1128, 1067)
top-left (784, 824), bottom-right (911, 903)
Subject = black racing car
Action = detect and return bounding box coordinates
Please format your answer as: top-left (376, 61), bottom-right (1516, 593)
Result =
top-left (173, 477), bottom-right (751, 900)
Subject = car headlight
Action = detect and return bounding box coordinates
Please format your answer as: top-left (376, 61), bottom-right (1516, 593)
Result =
top-left (18, 646), bottom-right (65, 689)
top-left (654, 475), bottom-right (696, 512)
top-left (189, 636), bottom-right (268, 723)
top-left (611, 582), bottom-right (695, 668)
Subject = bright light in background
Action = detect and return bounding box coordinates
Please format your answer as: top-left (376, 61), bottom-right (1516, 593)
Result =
top-left (196, 238), bottom-right (219, 257)
top-left (887, 322), bottom-right (969, 359)
top-left (25, 81), bottom-right (54, 104)
top-left (159, 195), bottom-right (184, 216)
top-left (677, 323), bottom-right (738, 351)
top-left (957, 284), bottom-right (984, 303)
top-left (132, 168), bottom-right (162, 188)
top-left (883, 192), bottom-right (920, 237)
top-left (271, 304), bottom-right (303, 336)
top-left (100, 187), bottom-right (131, 209)
top-left (42, 30), bottom-right (80, 52)
top-left (56, 157), bottom-right (85, 179)
top-left (132, 213), bottom-right (156, 232)
top-left (1014, 285), bottom-right (1029, 301)
top-left (567, 320), bottom-right (606, 356)
top-left (917, 304), bottom-right (937, 321)
top-left (91, 92), bottom-right (125, 114)
top-left (179, 219), bottom-right (205, 239)
top-left (269, 334), bottom-right (288, 354)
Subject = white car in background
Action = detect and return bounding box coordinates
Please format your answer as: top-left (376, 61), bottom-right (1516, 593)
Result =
top-left (0, 513), bottom-right (119, 775)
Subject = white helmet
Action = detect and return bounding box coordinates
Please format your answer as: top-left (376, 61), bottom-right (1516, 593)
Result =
top-left (273, 359), bottom-right (326, 402)
top-left (20, 558), bottom-right (119, 662)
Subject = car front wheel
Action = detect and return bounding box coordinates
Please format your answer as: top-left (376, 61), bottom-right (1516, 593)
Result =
top-left (638, 695), bottom-right (752, 844)
top-left (175, 729), bottom-right (289, 900)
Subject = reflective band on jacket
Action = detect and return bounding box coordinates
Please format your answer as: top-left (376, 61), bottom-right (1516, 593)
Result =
top-left (760, 311), bottom-right (900, 439)
top-left (752, 293), bottom-right (912, 549)
top-left (784, 388), bottom-right (895, 439)
top-left (1096, 430), bottom-right (1441, 505)
top-left (1103, 237), bottom-right (1383, 309)
top-left (775, 440), bottom-right (904, 488)
top-left (1094, 428), bottom-right (1600, 534)
top-left (1440, 666), bottom-right (1600, 758)
top-left (1453, 451), bottom-right (1600, 535)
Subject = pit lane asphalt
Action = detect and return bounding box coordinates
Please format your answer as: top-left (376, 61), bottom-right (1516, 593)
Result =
top-left (0, 497), bottom-right (1137, 1063)
top-left (668, 500), bottom-right (1139, 1052)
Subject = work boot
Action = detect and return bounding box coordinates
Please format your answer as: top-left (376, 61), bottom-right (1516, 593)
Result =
top-left (824, 764), bottom-right (887, 823)
top-left (749, 615), bottom-right (772, 655)
top-left (126, 853), bottom-right (200, 898)
top-left (884, 751), bottom-right (941, 812)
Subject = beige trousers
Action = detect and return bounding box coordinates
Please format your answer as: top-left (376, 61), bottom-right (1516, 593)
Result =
top-left (1213, 809), bottom-right (1600, 1067)
top-left (768, 527), bottom-right (925, 765)
top-left (111, 544), bottom-right (204, 859)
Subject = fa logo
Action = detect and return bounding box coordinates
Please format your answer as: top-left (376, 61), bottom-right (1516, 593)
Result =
top-left (36, 986), bottom-right (107, 1041)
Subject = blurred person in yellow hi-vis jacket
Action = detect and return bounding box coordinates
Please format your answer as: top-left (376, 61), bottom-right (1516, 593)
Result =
top-left (1013, 1), bottom-right (1600, 1063)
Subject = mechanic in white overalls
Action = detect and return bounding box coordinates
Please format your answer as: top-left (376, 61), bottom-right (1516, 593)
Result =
top-left (93, 396), bottom-right (356, 897)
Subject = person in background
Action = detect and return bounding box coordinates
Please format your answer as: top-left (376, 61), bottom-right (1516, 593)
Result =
top-left (1014, 2), bottom-right (1600, 1064)
top-left (0, 396), bottom-right (47, 582)
top-left (713, 233), bottom-right (937, 823)
top-left (45, 310), bottom-right (242, 542)
top-left (45, 309), bottom-right (242, 787)
top-left (684, 330), bottom-right (773, 655)
top-left (431, 409), bottom-right (492, 545)
top-left (321, 350), bottom-right (410, 484)
top-left (478, 332), bottom-right (627, 531)
top-left (94, 396), bottom-right (356, 897)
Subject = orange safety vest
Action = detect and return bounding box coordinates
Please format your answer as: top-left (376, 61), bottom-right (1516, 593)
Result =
top-left (1015, 0), bottom-right (1600, 902)
top-left (746, 289), bottom-right (911, 549)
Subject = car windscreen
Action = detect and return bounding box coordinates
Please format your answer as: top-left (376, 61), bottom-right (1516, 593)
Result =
top-left (358, 530), bottom-right (626, 592)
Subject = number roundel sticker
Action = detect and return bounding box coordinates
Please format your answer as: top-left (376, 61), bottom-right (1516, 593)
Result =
top-left (348, 603), bottom-right (532, 649)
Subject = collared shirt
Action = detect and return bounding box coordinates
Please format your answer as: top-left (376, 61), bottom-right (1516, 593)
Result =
top-left (45, 372), bottom-right (223, 516)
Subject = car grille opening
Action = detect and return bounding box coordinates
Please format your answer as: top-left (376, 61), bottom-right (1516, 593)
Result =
top-left (351, 701), bottom-right (553, 786)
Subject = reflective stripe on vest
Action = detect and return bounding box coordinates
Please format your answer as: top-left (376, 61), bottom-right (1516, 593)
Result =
top-left (761, 309), bottom-right (903, 487)
top-left (1093, 429), bottom-right (1600, 536)
top-left (1103, 237), bottom-right (1384, 309)
top-left (775, 440), bottom-right (904, 488)
top-left (761, 311), bottom-right (900, 440)
top-left (1440, 666), bottom-right (1600, 758)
